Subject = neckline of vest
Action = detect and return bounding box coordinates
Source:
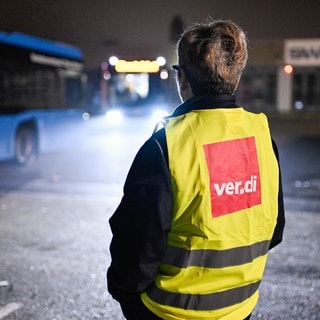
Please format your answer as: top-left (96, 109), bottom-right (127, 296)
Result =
top-left (170, 95), bottom-right (239, 118)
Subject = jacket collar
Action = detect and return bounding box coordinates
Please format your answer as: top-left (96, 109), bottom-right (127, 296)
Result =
top-left (170, 95), bottom-right (239, 118)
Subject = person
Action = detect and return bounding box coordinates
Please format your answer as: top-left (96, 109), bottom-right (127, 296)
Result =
top-left (107, 19), bottom-right (285, 320)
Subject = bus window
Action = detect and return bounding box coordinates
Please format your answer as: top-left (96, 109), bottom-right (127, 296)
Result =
top-left (0, 31), bottom-right (87, 164)
top-left (65, 74), bottom-right (86, 108)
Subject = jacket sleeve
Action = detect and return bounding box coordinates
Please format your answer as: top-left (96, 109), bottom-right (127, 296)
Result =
top-left (269, 139), bottom-right (285, 249)
top-left (107, 131), bottom-right (172, 302)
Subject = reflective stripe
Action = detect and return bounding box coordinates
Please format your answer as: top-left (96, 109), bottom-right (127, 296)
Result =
top-left (162, 240), bottom-right (270, 268)
top-left (147, 280), bottom-right (261, 310)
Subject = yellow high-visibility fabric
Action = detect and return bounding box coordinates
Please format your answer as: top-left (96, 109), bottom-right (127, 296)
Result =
top-left (141, 108), bottom-right (279, 320)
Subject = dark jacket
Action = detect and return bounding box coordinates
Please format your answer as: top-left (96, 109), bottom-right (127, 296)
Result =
top-left (107, 95), bottom-right (285, 305)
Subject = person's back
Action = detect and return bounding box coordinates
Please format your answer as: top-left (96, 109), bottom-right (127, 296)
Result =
top-left (107, 19), bottom-right (285, 320)
top-left (142, 106), bottom-right (280, 319)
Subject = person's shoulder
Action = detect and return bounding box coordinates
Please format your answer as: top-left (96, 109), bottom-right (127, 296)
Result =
top-left (150, 127), bottom-right (168, 163)
top-left (136, 127), bottom-right (166, 157)
top-left (152, 127), bottom-right (166, 146)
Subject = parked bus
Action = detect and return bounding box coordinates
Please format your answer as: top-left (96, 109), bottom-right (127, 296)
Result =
top-left (0, 31), bottom-right (87, 164)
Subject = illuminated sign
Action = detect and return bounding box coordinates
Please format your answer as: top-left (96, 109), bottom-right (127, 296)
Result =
top-left (284, 39), bottom-right (320, 66)
top-left (30, 52), bottom-right (84, 70)
top-left (114, 60), bottom-right (160, 73)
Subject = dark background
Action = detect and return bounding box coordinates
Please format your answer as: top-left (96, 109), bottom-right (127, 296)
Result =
top-left (0, 2), bottom-right (320, 318)
top-left (1, 0), bottom-right (320, 69)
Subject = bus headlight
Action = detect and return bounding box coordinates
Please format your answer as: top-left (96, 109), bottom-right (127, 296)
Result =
top-left (105, 109), bottom-right (123, 124)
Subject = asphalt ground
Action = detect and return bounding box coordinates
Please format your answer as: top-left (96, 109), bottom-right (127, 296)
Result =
top-left (269, 114), bottom-right (320, 213)
top-left (251, 114), bottom-right (320, 319)
top-left (0, 114), bottom-right (319, 319)
top-left (251, 209), bottom-right (320, 319)
top-left (0, 190), bottom-right (318, 320)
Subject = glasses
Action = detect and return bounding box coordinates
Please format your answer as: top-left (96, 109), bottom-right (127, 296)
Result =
top-left (172, 64), bottom-right (182, 72)
top-left (172, 65), bottom-right (184, 78)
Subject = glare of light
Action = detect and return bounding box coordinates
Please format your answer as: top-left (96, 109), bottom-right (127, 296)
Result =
top-left (109, 56), bottom-right (119, 66)
top-left (294, 180), bottom-right (310, 188)
top-left (156, 56), bottom-right (166, 66)
top-left (126, 74), bottom-right (134, 82)
top-left (82, 112), bottom-right (90, 120)
top-left (294, 100), bottom-right (304, 110)
top-left (283, 64), bottom-right (293, 75)
top-left (105, 109), bottom-right (123, 124)
top-left (160, 69), bottom-right (169, 80)
top-left (136, 73), bottom-right (149, 98)
top-left (151, 109), bottom-right (169, 123)
top-left (103, 71), bottom-right (111, 80)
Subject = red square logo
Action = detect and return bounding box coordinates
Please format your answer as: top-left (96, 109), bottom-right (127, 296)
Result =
top-left (203, 137), bottom-right (261, 217)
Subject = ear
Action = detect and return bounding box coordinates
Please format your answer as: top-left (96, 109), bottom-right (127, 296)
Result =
top-left (177, 69), bottom-right (193, 102)
top-left (179, 69), bottom-right (190, 91)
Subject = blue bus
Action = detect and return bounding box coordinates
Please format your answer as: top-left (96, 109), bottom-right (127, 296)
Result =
top-left (0, 32), bottom-right (87, 164)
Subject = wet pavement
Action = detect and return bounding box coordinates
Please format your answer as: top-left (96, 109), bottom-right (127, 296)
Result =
top-left (252, 209), bottom-right (320, 319)
top-left (251, 115), bottom-right (320, 319)
top-left (1, 188), bottom-right (319, 320)
top-left (0, 114), bottom-right (319, 319)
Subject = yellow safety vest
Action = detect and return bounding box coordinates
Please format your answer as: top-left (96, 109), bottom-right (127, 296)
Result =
top-left (141, 107), bottom-right (279, 320)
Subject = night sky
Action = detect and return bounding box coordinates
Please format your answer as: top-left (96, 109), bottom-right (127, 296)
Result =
top-left (1, 0), bottom-right (320, 69)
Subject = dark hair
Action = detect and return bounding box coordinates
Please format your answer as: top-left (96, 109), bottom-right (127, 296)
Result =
top-left (177, 19), bottom-right (248, 95)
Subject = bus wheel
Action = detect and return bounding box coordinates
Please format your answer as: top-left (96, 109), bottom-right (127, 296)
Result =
top-left (14, 126), bottom-right (38, 165)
